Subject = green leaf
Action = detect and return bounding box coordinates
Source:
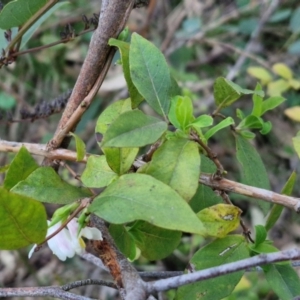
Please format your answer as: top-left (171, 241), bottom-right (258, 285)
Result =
top-left (129, 221), bottom-right (182, 260)
top-left (254, 225), bottom-right (267, 246)
top-left (102, 147), bottom-right (139, 175)
top-left (189, 155), bottom-right (222, 212)
top-left (204, 117), bottom-right (234, 140)
top-left (108, 39), bottom-right (143, 108)
top-left (261, 96), bottom-right (286, 115)
top-left (238, 130), bottom-right (256, 139)
top-left (251, 240), bottom-right (279, 254)
top-left (11, 167), bottom-right (92, 204)
top-left (213, 77), bottom-right (263, 108)
top-left (0, 0), bottom-right (47, 30)
top-left (0, 92), bottom-right (16, 110)
top-left (168, 97), bottom-right (182, 129)
top-left (168, 96), bottom-right (194, 130)
top-left (140, 138), bottom-right (200, 201)
top-left (88, 173), bottom-right (205, 235)
top-left (236, 108), bottom-right (245, 120)
top-left (265, 171), bottom-right (296, 231)
top-left (95, 99), bottom-right (132, 135)
top-left (251, 83), bottom-right (264, 116)
top-left (168, 75), bottom-right (181, 98)
top-left (176, 235), bottom-right (249, 300)
top-left (189, 183), bottom-right (222, 213)
top-left (109, 224), bottom-right (137, 261)
top-left (0, 187), bottom-right (47, 250)
top-left (4, 146), bottom-right (39, 190)
top-left (260, 121), bottom-right (272, 135)
top-left (270, 9), bottom-right (292, 23)
top-left (20, 1), bottom-right (68, 50)
top-left (237, 115), bottom-right (264, 131)
top-left (102, 110), bottom-right (167, 148)
top-left (197, 204), bottom-right (242, 238)
top-left (289, 7), bottom-right (300, 33)
top-left (289, 78), bottom-right (300, 90)
top-left (293, 132), bottom-right (300, 158)
top-left (235, 135), bottom-right (270, 214)
top-left (247, 67), bottom-right (273, 85)
top-left (70, 132), bottom-right (86, 161)
top-left (190, 114), bottom-right (213, 128)
top-left (264, 264), bottom-right (300, 300)
top-left (81, 155), bottom-right (118, 188)
top-left (130, 33), bottom-right (171, 118)
top-left (272, 63), bottom-right (293, 80)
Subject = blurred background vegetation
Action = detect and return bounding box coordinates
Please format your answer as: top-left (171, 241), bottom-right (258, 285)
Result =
top-left (1, 0), bottom-right (300, 299)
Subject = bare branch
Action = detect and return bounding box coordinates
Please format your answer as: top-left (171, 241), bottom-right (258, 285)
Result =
top-left (61, 279), bottom-right (117, 291)
top-left (0, 140), bottom-right (89, 163)
top-left (199, 173), bottom-right (300, 212)
top-left (1, 141), bottom-right (300, 212)
top-left (44, 0), bottom-right (136, 166)
top-left (145, 248), bottom-right (300, 293)
top-left (0, 286), bottom-right (95, 300)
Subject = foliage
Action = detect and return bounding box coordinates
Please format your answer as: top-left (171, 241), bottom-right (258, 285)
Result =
top-left (0, 1), bottom-right (300, 300)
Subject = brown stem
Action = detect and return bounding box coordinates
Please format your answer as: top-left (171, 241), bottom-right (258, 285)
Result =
top-left (90, 215), bottom-right (146, 300)
top-left (190, 131), bottom-right (225, 175)
top-left (43, 0), bottom-right (135, 167)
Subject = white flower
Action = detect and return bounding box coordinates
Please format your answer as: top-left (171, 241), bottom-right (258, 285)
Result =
top-left (29, 219), bottom-right (102, 261)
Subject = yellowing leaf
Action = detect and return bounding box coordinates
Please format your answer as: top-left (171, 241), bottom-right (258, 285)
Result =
top-left (267, 79), bottom-right (289, 96)
top-left (233, 275), bottom-right (252, 293)
top-left (247, 67), bottom-right (272, 85)
top-left (197, 204), bottom-right (242, 238)
top-left (289, 78), bottom-right (300, 90)
top-left (284, 106), bottom-right (300, 122)
top-left (272, 63), bottom-right (293, 80)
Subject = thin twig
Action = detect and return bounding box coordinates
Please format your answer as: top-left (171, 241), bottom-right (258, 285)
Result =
top-left (145, 248), bottom-right (300, 293)
top-left (0, 286), bottom-right (95, 300)
top-left (61, 279), bottom-right (117, 291)
top-left (1, 141), bottom-right (300, 212)
top-left (0, 140), bottom-right (89, 162)
top-left (190, 131), bottom-right (225, 175)
top-left (165, 2), bottom-right (265, 56)
top-left (199, 173), bottom-right (300, 212)
top-left (202, 38), bottom-right (271, 71)
top-left (226, 0), bottom-right (280, 81)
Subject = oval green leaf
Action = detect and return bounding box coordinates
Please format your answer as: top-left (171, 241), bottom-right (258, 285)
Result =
top-left (0, 188), bottom-right (47, 249)
top-left (102, 110), bottom-right (167, 148)
top-left (130, 33), bottom-right (171, 118)
top-left (0, 0), bottom-right (47, 30)
top-left (140, 138), bottom-right (200, 201)
top-left (4, 146), bottom-right (39, 190)
top-left (235, 135), bottom-right (270, 214)
top-left (81, 155), bottom-right (118, 188)
top-left (102, 147), bottom-right (139, 175)
top-left (70, 132), bottom-right (86, 161)
top-left (129, 221), bottom-right (182, 260)
top-left (108, 39), bottom-right (144, 108)
top-left (88, 173), bottom-right (205, 235)
top-left (11, 167), bottom-right (92, 204)
top-left (95, 98), bottom-right (132, 135)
